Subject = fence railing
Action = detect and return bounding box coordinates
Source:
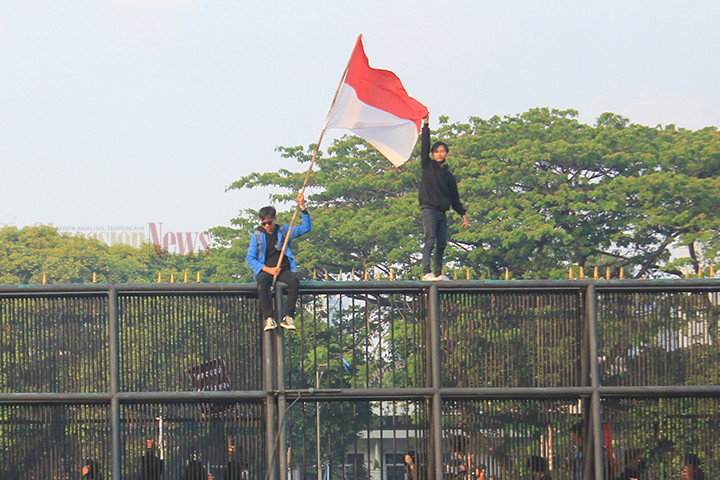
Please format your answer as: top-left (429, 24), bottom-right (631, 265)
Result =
top-left (1, 280), bottom-right (719, 479)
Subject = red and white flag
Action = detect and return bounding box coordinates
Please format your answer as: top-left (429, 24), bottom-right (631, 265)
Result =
top-left (324, 35), bottom-right (428, 167)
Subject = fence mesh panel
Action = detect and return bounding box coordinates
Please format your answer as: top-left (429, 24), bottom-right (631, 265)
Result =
top-left (440, 291), bottom-right (583, 388)
top-left (598, 291), bottom-right (720, 386)
top-left (0, 404), bottom-right (111, 479)
top-left (602, 397), bottom-right (720, 479)
top-left (0, 295), bottom-right (109, 393)
top-left (442, 398), bottom-right (581, 479)
top-left (285, 399), bottom-right (431, 480)
top-left (288, 291), bottom-right (427, 390)
top-left (119, 294), bottom-right (262, 392)
top-left (121, 401), bottom-right (266, 480)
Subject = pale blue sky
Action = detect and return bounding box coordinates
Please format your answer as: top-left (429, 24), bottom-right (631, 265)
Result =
top-left (2, 0), bottom-right (719, 238)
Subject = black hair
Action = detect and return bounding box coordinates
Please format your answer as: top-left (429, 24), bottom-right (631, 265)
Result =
top-left (570, 421), bottom-right (584, 434)
top-left (685, 453), bottom-right (701, 467)
top-left (431, 141), bottom-right (449, 154)
top-left (528, 455), bottom-right (547, 472)
top-left (452, 435), bottom-right (468, 453)
top-left (258, 206), bottom-right (276, 221)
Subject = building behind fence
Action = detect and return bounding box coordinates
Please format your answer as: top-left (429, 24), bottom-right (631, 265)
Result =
top-left (1, 280), bottom-right (719, 479)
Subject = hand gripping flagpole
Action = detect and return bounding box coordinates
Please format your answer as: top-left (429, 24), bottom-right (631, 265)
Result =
top-left (271, 36), bottom-right (359, 288)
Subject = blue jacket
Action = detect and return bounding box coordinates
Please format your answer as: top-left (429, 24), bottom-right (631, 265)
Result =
top-left (246, 212), bottom-right (312, 279)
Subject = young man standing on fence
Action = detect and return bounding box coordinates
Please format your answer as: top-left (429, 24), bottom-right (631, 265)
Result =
top-left (246, 193), bottom-right (311, 331)
top-left (418, 114), bottom-right (469, 281)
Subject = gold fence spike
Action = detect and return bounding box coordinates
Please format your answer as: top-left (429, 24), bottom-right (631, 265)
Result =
top-left (340, 269), bottom-right (343, 281)
top-left (466, 268), bottom-right (471, 280)
top-left (42, 273), bottom-right (46, 285)
top-left (619, 267), bottom-right (625, 280)
top-left (313, 269), bottom-right (317, 281)
top-left (711, 265), bottom-right (716, 278)
top-left (170, 273), bottom-right (175, 283)
top-left (376, 268), bottom-right (381, 281)
top-left (593, 267), bottom-right (599, 279)
top-left (184, 270), bottom-right (188, 283)
top-left (92, 272), bottom-right (97, 283)
top-left (504, 269), bottom-right (510, 281)
top-left (351, 269), bottom-right (355, 280)
top-left (453, 270), bottom-right (458, 280)
top-left (579, 266), bottom-right (585, 279)
top-left (363, 270), bottom-right (368, 281)
top-left (568, 268), bottom-right (574, 280)
top-left (606, 267), bottom-right (611, 280)
top-left (698, 268), bottom-right (703, 279)
top-left (324, 270), bottom-right (329, 281)
top-left (684, 269), bottom-right (689, 279)
top-left (157, 272), bottom-right (162, 283)
top-left (389, 269), bottom-right (394, 281)
top-left (196, 271), bottom-right (201, 283)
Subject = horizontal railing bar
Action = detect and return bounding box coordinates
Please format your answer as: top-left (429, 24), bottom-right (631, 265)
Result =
top-left (0, 392), bottom-right (268, 405)
top-left (284, 387), bottom-right (437, 401)
top-left (0, 278), bottom-right (717, 297)
top-left (0, 393), bottom-right (113, 405)
top-left (284, 387), bottom-right (598, 401)
top-left (0, 283), bottom-right (258, 296)
top-left (440, 387), bottom-right (596, 399)
top-left (599, 386), bottom-right (720, 398)
top-left (115, 391), bottom-right (267, 403)
top-left (4, 386), bottom-right (720, 406)
top-left (298, 281), bottom-right (427, 294)
top-left (436, 279), bottom-right (720, 292)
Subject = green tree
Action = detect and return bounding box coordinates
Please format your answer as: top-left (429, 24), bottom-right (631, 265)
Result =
top-left (0, 225), bottom-right (215, 284)
top-left (225, 108), bottom-right (720, 279)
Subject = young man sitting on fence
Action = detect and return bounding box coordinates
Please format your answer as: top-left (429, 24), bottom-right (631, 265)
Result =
top-left (246, 193), bottom-right (311, 331)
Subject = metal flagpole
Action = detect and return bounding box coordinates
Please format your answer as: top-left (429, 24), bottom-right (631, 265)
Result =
top-left (271, 35), bottom-right (360, 288)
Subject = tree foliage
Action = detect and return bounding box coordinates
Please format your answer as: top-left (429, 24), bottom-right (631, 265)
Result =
top-left (0, 225), bottom-right (212, 284)
top-left (226, 108), bottom-right (720, 279)
top-left (1, 108), bottom-right (718, 285)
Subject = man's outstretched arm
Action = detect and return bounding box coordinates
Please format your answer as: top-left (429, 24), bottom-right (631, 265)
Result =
top-left (420, 114), bottom-right (431, 167)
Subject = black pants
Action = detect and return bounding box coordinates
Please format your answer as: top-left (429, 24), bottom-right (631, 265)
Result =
top-left (256, 270), bottom-right (300, 320)
top-left (421, 208), bottom-right (448, 276)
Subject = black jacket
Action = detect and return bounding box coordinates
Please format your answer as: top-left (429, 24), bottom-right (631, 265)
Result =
top-left (138, 450), bottom-right (163, 480)
top-left (418, 124), bottom-right (466, 215)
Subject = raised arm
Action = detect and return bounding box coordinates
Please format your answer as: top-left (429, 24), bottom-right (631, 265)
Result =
top-left (421, 114), bottom-right (431, 167)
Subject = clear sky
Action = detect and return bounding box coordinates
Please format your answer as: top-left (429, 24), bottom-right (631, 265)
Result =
top-left (2, 0), bottom-right (719, 240)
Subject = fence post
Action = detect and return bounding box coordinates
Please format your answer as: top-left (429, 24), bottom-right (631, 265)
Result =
top-left (275, 285), bottom-right (288, 480)
top-left (428, 284), bottom-right (443, 480)
top-left (264, 290), bottom-right (277, 480)
top-left (586, 284), bottom-right (604, 480)
top-left (108, 287), bottom-right (121, 480)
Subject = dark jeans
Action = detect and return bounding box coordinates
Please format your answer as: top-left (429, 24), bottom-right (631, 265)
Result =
top-left (421, 208), bottom-right (448, 276)
top-left (256, 270), bottom-right (300, 320)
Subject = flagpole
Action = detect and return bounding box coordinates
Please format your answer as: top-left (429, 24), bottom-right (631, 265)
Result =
top-left (272, 36), bottom-right (360, 288)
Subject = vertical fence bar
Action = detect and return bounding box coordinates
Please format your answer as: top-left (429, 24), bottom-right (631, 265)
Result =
top-left (275, 285), bottom-right (287, 480)
top-left (265, 293), bottom-right (277, 480)
top-left (580, 286), bottom-right (592, 479)
top-left (108, 287), bottom-right (121, 480)
top-left (428, 284), bottom-right (442, 480)
top-left (587, 284), bottom-right (604, 480)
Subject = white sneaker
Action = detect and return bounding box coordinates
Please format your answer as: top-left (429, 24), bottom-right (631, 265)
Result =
top-left (422, 273), bottom-right (438, 281)
top-left (280, 316), bottom-right (296, 330)
top-left (264, 317), bottom-right (277, 331)
top-left (436, 274), bottom-right (451, 281)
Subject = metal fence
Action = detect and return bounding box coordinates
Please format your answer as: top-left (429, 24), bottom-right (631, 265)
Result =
top-left (1, 280), bottom-right (719, 479)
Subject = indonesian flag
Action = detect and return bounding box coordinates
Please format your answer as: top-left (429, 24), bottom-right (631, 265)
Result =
top-left (324, 35), bottom-right (428, 167)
